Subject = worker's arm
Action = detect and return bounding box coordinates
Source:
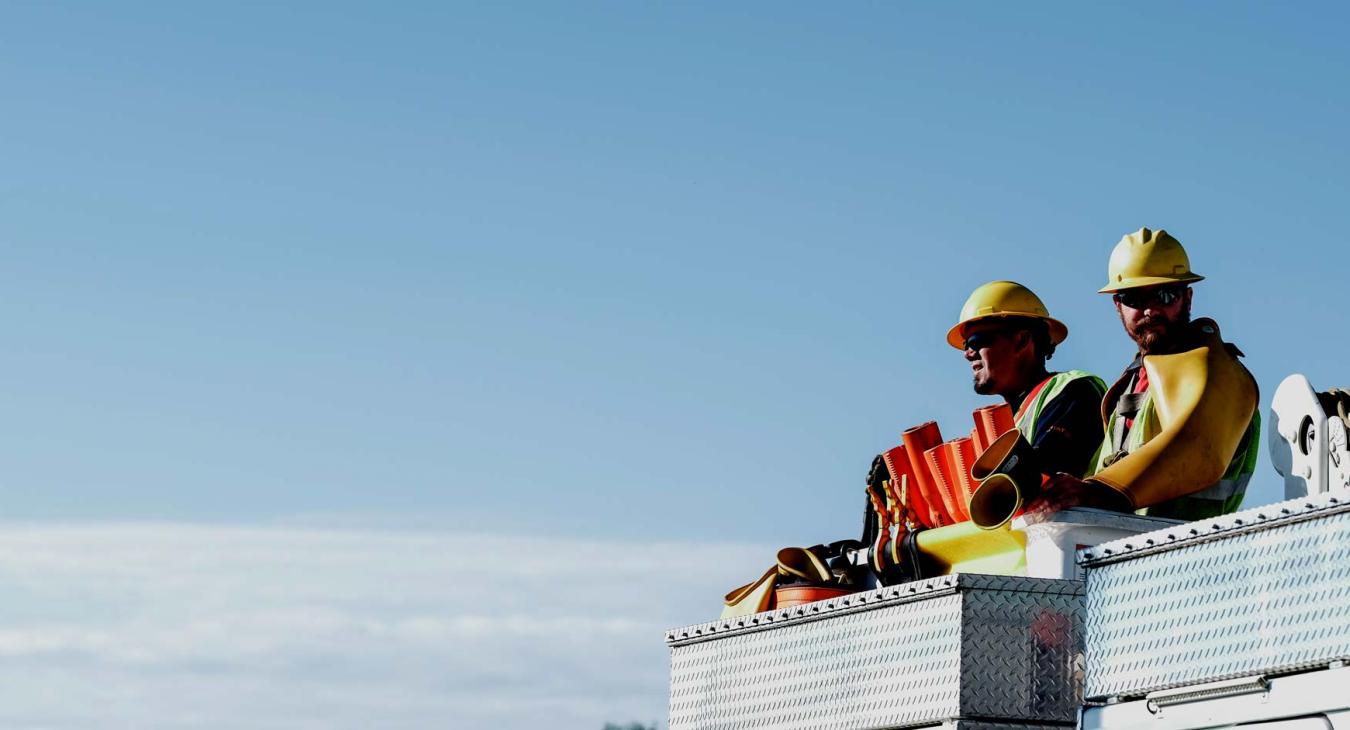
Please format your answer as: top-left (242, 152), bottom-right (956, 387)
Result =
top-left (1025, 473), bottom-right (1131, 516)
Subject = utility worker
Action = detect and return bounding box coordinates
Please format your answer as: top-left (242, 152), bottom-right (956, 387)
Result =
top-left (1027, 228), bottom-right (1260, 519)
top-left (948, 281), bottom-right (1106, 479)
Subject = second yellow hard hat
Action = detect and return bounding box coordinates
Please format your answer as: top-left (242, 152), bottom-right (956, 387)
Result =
top-left (1099, 227), bottom-right (1204, 293)
top-left (946, 281), bottom-right (1068, 350)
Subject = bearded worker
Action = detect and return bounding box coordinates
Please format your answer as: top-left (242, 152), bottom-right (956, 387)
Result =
top-left (1027, 228), bottom-right (1260, 520)
top-left (949, 281), bottom-right (1106, 479)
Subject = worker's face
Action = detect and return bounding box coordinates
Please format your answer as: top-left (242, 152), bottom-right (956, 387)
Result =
top-left (962, 322), bottom-right (1035, 396)
top-left (1114, 285), bottom-right (1192, 354)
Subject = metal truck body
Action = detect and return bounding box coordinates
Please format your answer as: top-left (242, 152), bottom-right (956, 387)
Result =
top-left (666, 375), bottom-right (1350, 730)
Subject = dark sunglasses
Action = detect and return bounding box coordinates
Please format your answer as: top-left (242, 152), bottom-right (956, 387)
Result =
top-left (962, 329), bottom-right (1008, 352)
top-left (1114, 286), bottom-right (1184, 310)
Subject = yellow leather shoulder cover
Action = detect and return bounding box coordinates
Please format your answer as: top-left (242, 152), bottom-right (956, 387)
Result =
top-left (721, 566), bottom-right (777, 619)
top-left (721, 547), bottom-right (835, 618)
top-left (1090, 318), bottom-right (1258, 508)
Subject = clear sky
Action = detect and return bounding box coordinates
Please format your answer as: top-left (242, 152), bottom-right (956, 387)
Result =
top-left (2, 2), bottom-right (1349, 728)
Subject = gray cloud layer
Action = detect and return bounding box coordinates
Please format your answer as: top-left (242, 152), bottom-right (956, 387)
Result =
top-left (0, 524), bottom-right (767, 729)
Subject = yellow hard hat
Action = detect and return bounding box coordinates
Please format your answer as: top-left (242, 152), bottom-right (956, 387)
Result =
top-left (946, 280), bottom-right (1068, 350)
top-left (1098, 227), bottom-right (1205, 293)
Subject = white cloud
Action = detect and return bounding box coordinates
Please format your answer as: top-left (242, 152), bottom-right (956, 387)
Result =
top-left (0, 523), bottom-right (770, 729)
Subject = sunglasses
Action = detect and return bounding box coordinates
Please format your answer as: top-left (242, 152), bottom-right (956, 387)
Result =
top-left (1114, 286), bottom-right (1185, 310)
top-left (962, 329), bottom-right (1008, 352)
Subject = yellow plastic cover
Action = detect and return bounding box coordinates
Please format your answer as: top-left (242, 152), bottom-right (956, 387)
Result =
top-left (720, 567), bottom-right (777, 619)
top-left (914, 520), bottom-right (1026, 576)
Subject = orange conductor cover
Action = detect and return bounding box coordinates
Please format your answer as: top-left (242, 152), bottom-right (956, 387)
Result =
top-left (970, 427), bottom-right (986, 455)
top-left (942, 442), bottom-right (972, 522)
top-left (924, 442), bottom-right (968, 523)
top-left (949, 436), bottom-right (979, 509)
top-left (882, 445), bottom-right (931, 529)
top-left (903, 421), bottom-right (948, 526)
top-left (974, 403), bottom-right (1016, 452)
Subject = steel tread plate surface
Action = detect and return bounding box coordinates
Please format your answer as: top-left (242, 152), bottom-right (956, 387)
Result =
top-left (1084, 501), bottom-right (1350, 699)
top-left (1078, 492), bottom-right (1350, 566)
top-left (667, 576), bottom-right (1083, 730)
top-left (950, 724), bottom-right (1075, 730)
top-left (667, 574), bottom-right (1081, 646)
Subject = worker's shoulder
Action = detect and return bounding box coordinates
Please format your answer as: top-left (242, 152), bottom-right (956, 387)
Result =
top-left (1047, 370), bottom-right (1108, 399)
top-left (1188, 316), bottom-right (1260, 401)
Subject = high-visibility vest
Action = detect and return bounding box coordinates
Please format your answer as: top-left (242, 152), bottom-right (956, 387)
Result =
top-left (1091, 375), bottom-right (1260, 521)
top-left (1014, 370), bottom-right (1107, 477)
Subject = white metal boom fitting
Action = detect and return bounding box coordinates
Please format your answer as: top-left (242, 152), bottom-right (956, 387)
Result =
top-left (1270, 373), bottom-right (1350, 498)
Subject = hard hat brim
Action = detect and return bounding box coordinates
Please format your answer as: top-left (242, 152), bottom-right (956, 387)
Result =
top-left (946, 314), bottom-right (1069, 350)
top-left (1098, 272), bottom-right (1204, 294)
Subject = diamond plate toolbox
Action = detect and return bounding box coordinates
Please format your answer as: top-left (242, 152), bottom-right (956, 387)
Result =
top-left (1079, 492), bottom-right (1350, 701)
top-left (666, 574), bottom-right (1084, 730)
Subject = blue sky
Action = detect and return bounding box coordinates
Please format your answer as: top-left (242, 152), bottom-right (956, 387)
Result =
top-left (2, 3), bottom-right (1350, 727)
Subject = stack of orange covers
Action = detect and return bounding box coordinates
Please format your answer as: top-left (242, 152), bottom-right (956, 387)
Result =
top-left (880, 403), bottom-right (1016, 528)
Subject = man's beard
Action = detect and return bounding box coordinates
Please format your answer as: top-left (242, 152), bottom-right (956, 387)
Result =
top-left (973, 376), bottom-right (995, 395)
top-left (1131, 312), bottom-right (1191, 354)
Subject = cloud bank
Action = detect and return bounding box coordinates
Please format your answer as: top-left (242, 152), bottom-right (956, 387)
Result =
top-left (0, 524), bottom-right (767, 729)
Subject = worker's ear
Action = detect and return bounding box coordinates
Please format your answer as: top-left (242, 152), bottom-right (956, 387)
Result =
top-left (1013, 328), bottom-right (1035, 355)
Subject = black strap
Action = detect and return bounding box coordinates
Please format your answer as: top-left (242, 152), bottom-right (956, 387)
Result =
top-left (1109, 385), bottom-right (1148, 453)
top-left (1115, 392), bottom-right (1147, 420)
top-left (902, 530), bottom-right (926, 582)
